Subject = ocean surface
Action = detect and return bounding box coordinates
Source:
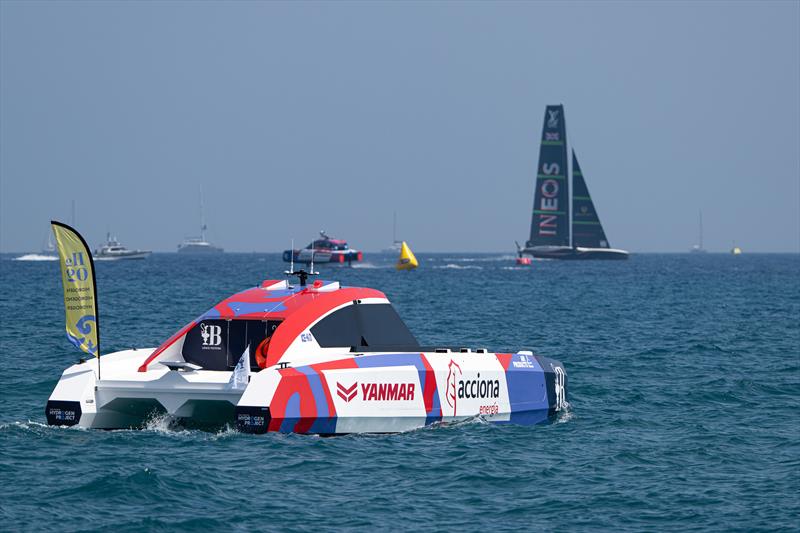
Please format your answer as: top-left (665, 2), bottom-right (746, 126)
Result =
top-left (1, 252), bottom-right (798, 532)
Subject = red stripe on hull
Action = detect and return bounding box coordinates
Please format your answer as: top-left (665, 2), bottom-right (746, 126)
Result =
top-left (496, 353), bottom-right (513, 371)
top-left (268, 367), bottom-right (318, 433)
top-left (310, 358), bottom-right (359, 418)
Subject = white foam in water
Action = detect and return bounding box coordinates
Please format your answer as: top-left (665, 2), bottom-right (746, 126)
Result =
top-left (435, 264), bottom-right (483, 270)
top-left (350, 262), bottom-right (383, 269)
top-left (142, 412), bottom-right (188, 435)
top-left (209, 424), bottom-right (240, 441)
top-left (14, 254), bottom-right (58, 261)
top-left (553, 401), bottom-right (574, 424)
top-left (460, 255), bottom-right (517, 262)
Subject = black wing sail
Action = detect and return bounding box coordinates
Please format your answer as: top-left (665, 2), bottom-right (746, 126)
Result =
top-left (527, 104), bottom-right (570, 248)
top-left (571, 150), bottom-right (610, 248)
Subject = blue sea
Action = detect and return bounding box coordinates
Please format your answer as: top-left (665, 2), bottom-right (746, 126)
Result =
top-left (1, 253), bottom-right (798, 532)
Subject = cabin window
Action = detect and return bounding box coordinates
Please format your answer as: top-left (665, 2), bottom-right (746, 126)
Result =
top-left (310, 303), bottom-right (418, 349)
top-left (181, 319), bottom-right (281, 371)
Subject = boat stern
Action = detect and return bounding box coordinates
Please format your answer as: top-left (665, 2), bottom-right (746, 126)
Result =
top-left (45, 358), bottom-right (99, 428)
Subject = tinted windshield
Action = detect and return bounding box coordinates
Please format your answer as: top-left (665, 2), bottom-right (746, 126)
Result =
top-left (311, 303), bottom-right (418, 349)
top-left (182, 319), bottom-right (281, 370)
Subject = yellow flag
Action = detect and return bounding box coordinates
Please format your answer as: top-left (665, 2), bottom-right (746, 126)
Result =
top-left (396, 241), bottom-right (419, 271)
top-left (51, 221), bottom-right (100, 358)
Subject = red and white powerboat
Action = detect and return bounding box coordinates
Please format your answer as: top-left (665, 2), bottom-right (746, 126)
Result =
top-left (46, 271), bottom-right (568, 434)
top-left (282, 231), bottom-right (362, 265)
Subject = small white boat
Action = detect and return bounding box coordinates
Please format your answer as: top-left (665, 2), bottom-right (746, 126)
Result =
top-left (381, 212), bottom-right (403, 253)
top-left (177, 237), bottom-right (224, 254)
top-left (178, 188), bottom-right (223, 253)
top-left (94, 233), bottom-right (151, 260)
top-left (690, 211), bottom-right (708, 253)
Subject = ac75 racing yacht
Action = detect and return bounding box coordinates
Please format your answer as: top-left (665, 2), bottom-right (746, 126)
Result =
top-left (46, 271), bottom-right (568, 434)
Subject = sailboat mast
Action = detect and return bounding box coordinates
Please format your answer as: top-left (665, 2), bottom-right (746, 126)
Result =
top-left (699, 210), bottom-right (704, 250)
top-left (200, 188), bottom-right (206, 242)
top-left (393, 211), bottom-right (397, 243)
top-left (568, 140), bottom-right (573, 248)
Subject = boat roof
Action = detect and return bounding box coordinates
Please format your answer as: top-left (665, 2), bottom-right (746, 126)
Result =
top-left (311, 238), bottom-right (347, 246)
top-left (138, 279), bottom-right (386, 371)
top-left (199, 279), bottom-right (383, 320)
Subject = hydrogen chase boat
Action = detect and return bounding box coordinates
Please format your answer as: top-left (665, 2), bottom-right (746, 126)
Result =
top-left (45, 270), bottom-right (568, 434)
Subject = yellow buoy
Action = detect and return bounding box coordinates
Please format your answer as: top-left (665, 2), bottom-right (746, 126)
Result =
top-left (731, 246), bottom-right (742, 255)
top-left (396, 241), bottom-right (418, 270)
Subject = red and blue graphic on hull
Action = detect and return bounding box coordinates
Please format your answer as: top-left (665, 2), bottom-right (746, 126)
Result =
top-left (236, 352), bottom-right (566, 434)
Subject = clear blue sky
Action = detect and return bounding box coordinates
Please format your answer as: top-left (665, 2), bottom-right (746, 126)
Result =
top-left (1, 1), bottom-right (798, 253)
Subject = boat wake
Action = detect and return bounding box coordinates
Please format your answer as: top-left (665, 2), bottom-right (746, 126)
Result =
top-left (0, 420), bottom-right (51, 432)
top-left (458, 255), bottom-right (517, 263)
top-left (435, 264), bottom-right (483, 270)
top-left (350, 262), bottom-right (384, 269)
top-left (142, 412), bottom-right (188, 435)
top-left (14, 254), bottom-right (58, 261)
top-left (554, 399), bottom-right (574, 423)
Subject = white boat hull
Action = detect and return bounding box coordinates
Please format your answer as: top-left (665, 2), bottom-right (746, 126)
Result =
top-left (46, 348), bottom-right (567, 433)
top-left (94, 251), bottom-right (152, 261)
top-left (46, 350), bottom-right (243, 429)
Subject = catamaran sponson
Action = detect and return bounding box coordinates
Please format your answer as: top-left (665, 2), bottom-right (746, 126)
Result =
top-left (522, 104), bottom-right (628, 260)
top-left (45, 278), bottom-right (568, 433)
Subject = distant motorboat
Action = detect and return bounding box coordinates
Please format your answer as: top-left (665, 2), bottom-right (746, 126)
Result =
top-left (514, 241), bottom-right (533, 266)
top-left (283, 231), bottom-right (362, 265)
top-left (94, 233), bottom-right (151, 261)
top-left (15, 230), bottom-right (59, 261)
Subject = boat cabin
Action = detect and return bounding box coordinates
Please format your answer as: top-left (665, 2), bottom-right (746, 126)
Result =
top-left (138, 280), bottom-right (418, 372)
top-left (307, 238), bottom-right (349, 251)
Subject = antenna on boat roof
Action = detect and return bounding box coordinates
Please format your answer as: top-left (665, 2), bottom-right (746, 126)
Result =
top-left (288, 239), bottom-right (294, 275)
top-left (284, 238), bottom-right (318, 287)
top-left (309, 239), bottom-right (319, 278)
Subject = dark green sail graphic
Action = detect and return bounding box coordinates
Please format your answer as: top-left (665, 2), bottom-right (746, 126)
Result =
top-left (571, 150), bottom-right (609, 248)
top-left (527, 104), bottom-right (569, 248)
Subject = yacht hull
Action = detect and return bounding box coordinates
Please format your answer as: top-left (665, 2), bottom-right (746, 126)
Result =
top-left (177, 245), bottom-right (224, 253)
top-left (94, 251), bottom-right (152, 261)
top-left (282, 249), bottom-right (362, 264)
top-left (523, 246), bottom-right (629, 260)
